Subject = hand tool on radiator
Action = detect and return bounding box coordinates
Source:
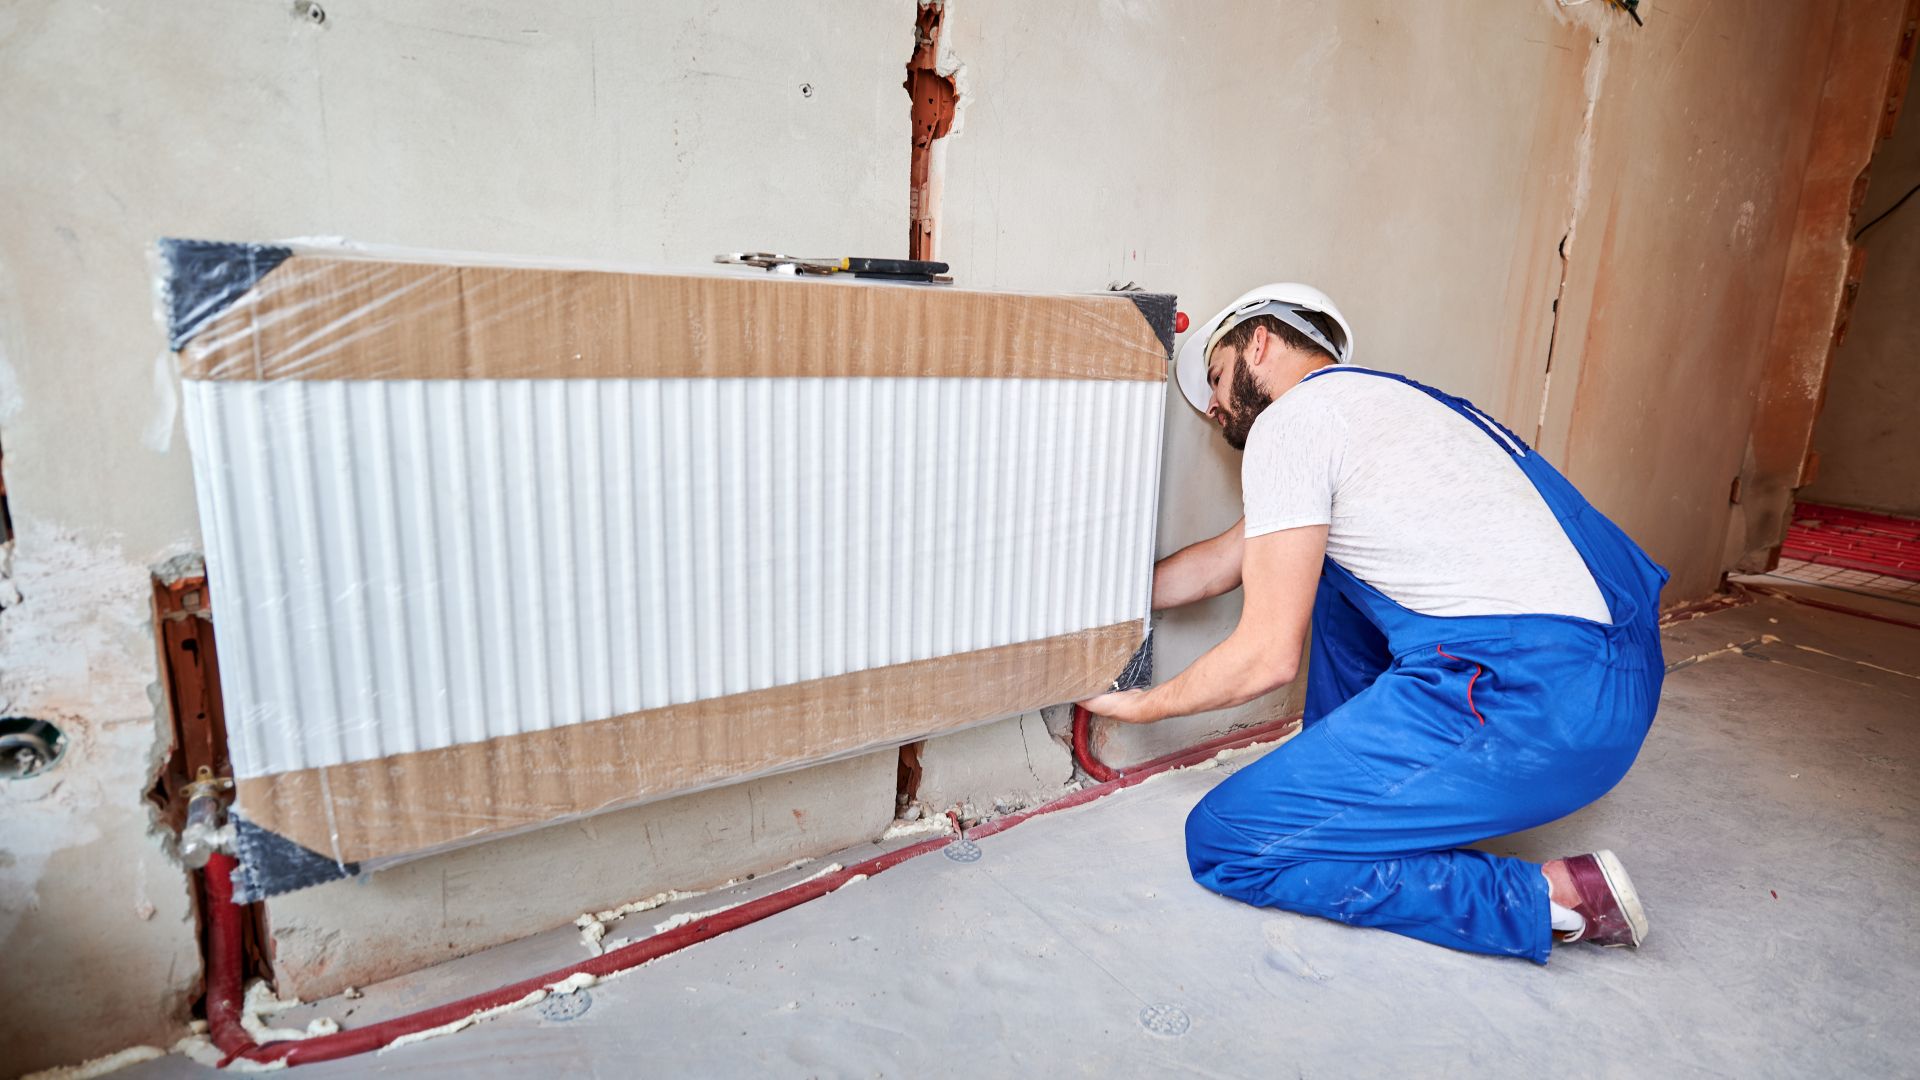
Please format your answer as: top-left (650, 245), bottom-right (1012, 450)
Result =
top-left (715, 252), bottom-right (952, 283)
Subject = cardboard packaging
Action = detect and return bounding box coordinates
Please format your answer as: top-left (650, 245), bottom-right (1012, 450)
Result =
top-left (161, 240), bottom-right (1172, 897)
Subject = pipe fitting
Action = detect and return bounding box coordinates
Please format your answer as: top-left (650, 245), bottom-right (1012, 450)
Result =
top-left (181, 765), bottom-right (236, 869)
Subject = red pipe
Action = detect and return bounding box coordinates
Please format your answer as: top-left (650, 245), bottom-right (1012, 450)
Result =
top-left (1070, 704), bottom-right (1120, 782)
top-left (211, 834), bottom-right (955, 1067)
top-left (1074, 702), bottom-right (1301, 785)
top-left (979, 714), bottom-right (1299, 843)
top-left (203, 852), bottom-right (252, 1062)
top-left (199, 714), bottom-right (1299, 1068)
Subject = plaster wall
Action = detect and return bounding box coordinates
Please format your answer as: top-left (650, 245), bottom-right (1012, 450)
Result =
top-left (1711, 0), bottom-right (1909, 572)
top-left (939, 0), bottom-right (1891, 764)
top-left (1556, 1), bottom-right (1919, 600)
top-left (912, 712), bottom-right (1074, 819)
top-left (939, 0), bottom-right (1599, 763)
top-left (1804, 79), bottom-right (1920, 516)
top-left (265, 748), bottom-right (896, 1002)
top-left (0, 0), bottom-right (1900, 1071)
top-left (0, 1), bottom-right (909, 1072)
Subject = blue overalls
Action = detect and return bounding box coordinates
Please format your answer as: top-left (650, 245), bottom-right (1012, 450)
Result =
top-left (1184, 366), bottom-right (1669, 964)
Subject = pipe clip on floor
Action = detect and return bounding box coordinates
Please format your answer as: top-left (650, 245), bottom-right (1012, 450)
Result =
top-left (199, 714), bottom-right (1302, 1068)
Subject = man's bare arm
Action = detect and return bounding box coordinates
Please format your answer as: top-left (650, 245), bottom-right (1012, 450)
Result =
top-left (1151, 517), bottom-right (1247, 610)
top-left (1082, 525), bottom-right (1325, 724)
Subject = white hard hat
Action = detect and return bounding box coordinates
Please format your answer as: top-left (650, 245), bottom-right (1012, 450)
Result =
top-left (1174, 282), bottom-right (1354, 414)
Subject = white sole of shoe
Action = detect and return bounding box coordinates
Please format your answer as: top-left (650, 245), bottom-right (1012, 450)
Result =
top-left (1592, 848), bottom-right (1650, 947)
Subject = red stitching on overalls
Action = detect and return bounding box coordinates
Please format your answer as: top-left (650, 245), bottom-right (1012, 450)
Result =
top-left (1436, 645), bottom-right (1485, 725)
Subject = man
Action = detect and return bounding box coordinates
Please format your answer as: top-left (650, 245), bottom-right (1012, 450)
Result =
top-left (1078, 283), bottom-right (1667, 963)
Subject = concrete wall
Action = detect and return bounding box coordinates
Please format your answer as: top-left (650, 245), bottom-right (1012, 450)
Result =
top-left (1726, 2), bottom-right (1913, 570)
top-left (0, 1), bottom-right (910, 1071)
top-left (0, 0), bottom-right (1898, 1071)
top-left (940, 0), bottom-right (1901, 763)
top-left (267, 749), bottom-right (897, 1000)
top-left (940, 0), bottom-right (1598, 761)
top-left (1804, 77), bottom-right (1920, 516)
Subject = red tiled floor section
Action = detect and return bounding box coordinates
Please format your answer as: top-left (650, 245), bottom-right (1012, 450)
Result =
top-left (1781, 502), bottom-right (1920, 582)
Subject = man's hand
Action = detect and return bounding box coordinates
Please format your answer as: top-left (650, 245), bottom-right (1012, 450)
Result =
top-left (1077, 688), bottom-right (1157, 725)
top-left (1086, 525), bottom-right (1326, 725)
top-left (1077, 525), bottom-right (1323, 728)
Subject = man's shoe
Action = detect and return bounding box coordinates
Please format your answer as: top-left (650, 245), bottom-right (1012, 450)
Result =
top-left (1557, 850), bottom-right (1649, 947)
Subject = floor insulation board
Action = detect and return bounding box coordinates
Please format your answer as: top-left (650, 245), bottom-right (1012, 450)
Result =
top-left (127, 594), bottom-right (1920, 1078)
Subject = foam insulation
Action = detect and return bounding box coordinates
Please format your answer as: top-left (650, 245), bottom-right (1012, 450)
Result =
top-left (570, 868), bottom-right (821, 955)
top-left (792, 860), bottom-right (846, 886)
top-left (239, 980), bottom-right (340, 1043)
top-left (653, 904), bottom-right (744, 935)
top-left (19, 1046), bottom-right (166, 1080)
top-left (880, 814), bottom-right (957, 841)
top-left (575, 888), bottom-right (702, 954)
top-left (169, 1034), bottom-right (288, 1073)
top-left (375, 971), bottom-right (605, 1055)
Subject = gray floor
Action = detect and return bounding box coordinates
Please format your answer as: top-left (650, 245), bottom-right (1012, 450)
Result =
top-left (131, 591), bottom-right (1919, 1078)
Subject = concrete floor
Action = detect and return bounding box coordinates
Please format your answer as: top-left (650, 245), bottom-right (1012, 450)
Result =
top-left (128, 591), bottom-right (1919, 1078)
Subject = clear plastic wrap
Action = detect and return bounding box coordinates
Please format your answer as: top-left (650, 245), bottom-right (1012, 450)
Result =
top-left (157, 239), bottom-right (1171, 897)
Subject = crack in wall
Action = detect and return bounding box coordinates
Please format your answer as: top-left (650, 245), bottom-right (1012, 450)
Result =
top-left (1537, 31), bottom-right (1611, 446)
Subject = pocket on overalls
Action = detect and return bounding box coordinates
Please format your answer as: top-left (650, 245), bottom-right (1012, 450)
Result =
top-left (1431, 644), bottom-right (1488, 728)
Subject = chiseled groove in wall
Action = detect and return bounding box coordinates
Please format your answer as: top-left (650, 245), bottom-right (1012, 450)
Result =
top-left (1537, 31), bottom-right (1612, 446)
top-left (182, 376), bottom-right (1161, 780)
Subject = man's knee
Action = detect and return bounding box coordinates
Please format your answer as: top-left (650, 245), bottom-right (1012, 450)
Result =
top-left (1185, 792), bottom-right (1261, 881)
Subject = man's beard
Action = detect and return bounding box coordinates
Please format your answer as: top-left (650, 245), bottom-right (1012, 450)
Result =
top-left (1220, 354), bottom-right (1274, 451)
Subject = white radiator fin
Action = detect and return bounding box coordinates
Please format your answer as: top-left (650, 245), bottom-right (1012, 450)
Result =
top-left (183, 377), bottom-right (1164, 779)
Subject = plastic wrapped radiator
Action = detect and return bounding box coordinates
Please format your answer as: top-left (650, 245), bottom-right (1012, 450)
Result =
top-left (159, 240), bottom-right (1172, 897)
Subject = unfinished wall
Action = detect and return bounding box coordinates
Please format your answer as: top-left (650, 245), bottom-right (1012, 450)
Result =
top-left (2, 0), bottom-right (1908, 1070)
top-left (1804, 76), bottom-right (1920, 516)
top-left (1501, 0), bottom-right (1911, 592)
top-left (0, 1), bottom-right (909, 1071)
top-left (1727, 1), bottom-right (1916, 569)
top-left (266, 749), bottom-right (896, 1000)
top-left (939, 1), bottom-right (1594, 763)
top-left (939, 0), bottom-right (1908, 764)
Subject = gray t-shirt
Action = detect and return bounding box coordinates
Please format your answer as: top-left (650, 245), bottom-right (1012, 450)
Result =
top-left (1241, 371), bottom-right (1611, 621)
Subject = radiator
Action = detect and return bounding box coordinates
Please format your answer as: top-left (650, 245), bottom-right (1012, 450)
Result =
top-left (163, 241), bottom-right (1172, 894)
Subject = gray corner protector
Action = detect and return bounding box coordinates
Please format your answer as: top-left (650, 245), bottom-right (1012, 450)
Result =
top-left (1125, 292), bottom-right (1178, 359)
top-left (229, 812), bottom-right (357, 903)
top-left (157, 238), bottom-right (294, 351)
